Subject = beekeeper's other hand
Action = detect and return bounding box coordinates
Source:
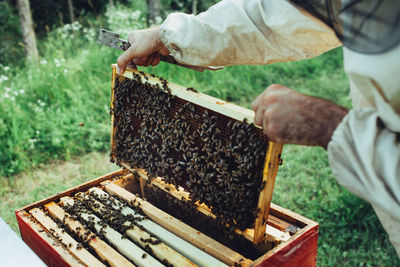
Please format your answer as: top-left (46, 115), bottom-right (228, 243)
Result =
top-left (251, 84), bottom-right (348, 148)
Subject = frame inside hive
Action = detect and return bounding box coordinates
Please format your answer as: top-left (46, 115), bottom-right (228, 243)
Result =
top-left (16, 170), bottom-right (251, 266)
top-left (15, 169), bottom-right (319, 267)
top-left (109, 65), bottom-right (283, 245)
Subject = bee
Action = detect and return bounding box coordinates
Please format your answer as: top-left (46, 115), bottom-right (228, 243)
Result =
top-left (186, 87), bottom-right (198, 93)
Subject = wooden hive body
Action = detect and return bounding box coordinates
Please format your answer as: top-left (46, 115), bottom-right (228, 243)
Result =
top-left (15, 65), bottom-right (319, 266)
top-left (16, 170), bottom-right (318, 266)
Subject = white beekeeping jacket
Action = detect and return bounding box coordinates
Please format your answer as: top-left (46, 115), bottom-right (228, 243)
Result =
top-left (159, 0), bottom-right (400, 256)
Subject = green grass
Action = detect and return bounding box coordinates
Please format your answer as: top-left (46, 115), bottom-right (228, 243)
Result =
top-left (0, 152), bottom-right (118, 230)
top-left (0, 39), bottom-right (120, 176)
top-left (0, 10), bottom-right (398, 265)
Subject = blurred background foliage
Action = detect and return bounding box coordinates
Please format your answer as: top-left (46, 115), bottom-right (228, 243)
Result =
top-left (0, 0), bottom-right (399, 265)
top-left (0, 0), bottom-right (217, 176)
top-left (0, 1), bottom-right (23, 64)
top-left (0, 0), bottom-right (217, 67)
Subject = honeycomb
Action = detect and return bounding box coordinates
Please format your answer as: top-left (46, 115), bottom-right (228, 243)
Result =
top-left (111, 72), bottom-right (269, 229)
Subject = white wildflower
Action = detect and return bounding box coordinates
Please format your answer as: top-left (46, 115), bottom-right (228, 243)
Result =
top-left (106, 4), bottom-right (145, 33)
top-left (29, 138), bottom-right (37, 149)
top-left (19, 89), bottom-right (25, 94)
top-left (84, 28), bottom-right (95, 41)
top-left (34, 106), bottom-right (43, 112)
top-left (155, 16), bottom-right (163, 25)
top-left (4, 92), bottom-right (10, 98)
top-left (4, 66), bottom-right (10, 71)
top-left (63, 24), bottom-right (72, 31)
top-left (131, 10), bottom-right (141, 20)
top-left (72, 21), bottom-right (81, 31)
top-left (40, 59), bottom-right (48, 65)
top-left (54, 58), bottom-right (62, 68)
top-left (64, 69), bottom-right (68, 74)
top-left (53, 137), bottom-right (61, 145)
top-left (37, 99), bottom-right (46, 107)
top-left (5, 87), bottom-right (11, 92)
top-left (0, 75), bottom-right (8, 83)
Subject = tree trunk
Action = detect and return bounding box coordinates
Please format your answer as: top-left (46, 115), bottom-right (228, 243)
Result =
top-left (192, 0), bottom-right (198, 15)
top-left (17, 0), bottom-right (38, 62)
top-left (147, 0), bottom-right (160, 26)
top-left (68, 0), bottom-right (75, 24)
top-left (68, 0), bottom-right (77, 45)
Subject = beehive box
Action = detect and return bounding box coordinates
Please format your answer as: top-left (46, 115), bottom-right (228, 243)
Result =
top-left (15, 65), bottom-right (319, 266)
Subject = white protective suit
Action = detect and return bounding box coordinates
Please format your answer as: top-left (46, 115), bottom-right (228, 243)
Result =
top-left (159, 0), bottom-right (400, 256)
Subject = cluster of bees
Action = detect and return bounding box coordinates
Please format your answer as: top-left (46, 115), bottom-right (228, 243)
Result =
top-left (61, 191), bottom-right (170, 264)
top-left (111, 72), bottom-right (269, 229)
top-left (64, 192), bottom-right (142, 237)
top-left (144, 183), bottom-right (262, 260)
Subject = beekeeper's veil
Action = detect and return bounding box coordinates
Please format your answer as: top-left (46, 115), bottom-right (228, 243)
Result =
top-left (290, 0), bottom-right (400, 54)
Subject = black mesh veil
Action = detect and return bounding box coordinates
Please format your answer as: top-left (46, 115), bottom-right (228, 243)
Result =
top-left (290, 0), bottom-right (400, 54)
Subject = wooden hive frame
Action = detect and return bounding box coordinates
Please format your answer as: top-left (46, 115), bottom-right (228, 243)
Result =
top-left (110, 65), bottom-right (283, 245)
top-left (15, 169), bottom-right (319, 267)
top-left (16, 170), bottom-right (242, 266)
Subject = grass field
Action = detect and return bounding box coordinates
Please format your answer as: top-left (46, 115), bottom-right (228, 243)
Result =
top-left (0, 2), bottom-right (399, 264)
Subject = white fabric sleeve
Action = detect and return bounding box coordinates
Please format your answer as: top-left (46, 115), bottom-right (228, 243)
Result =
top-left (327, 108), bottom-right (400, 221)
top-left (159, 0), bottom-right (341, 67)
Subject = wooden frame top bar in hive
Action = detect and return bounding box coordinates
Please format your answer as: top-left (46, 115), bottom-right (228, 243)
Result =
top-left (16, 169), bottom-right (320, 266)
top-left (110, 64), bottom-right (283, 244)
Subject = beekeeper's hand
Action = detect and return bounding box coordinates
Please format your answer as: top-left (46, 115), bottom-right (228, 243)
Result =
top-left (251, 84), bottom-right (348, 149)
top-left (117, 27), bottom-right (170, 74)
